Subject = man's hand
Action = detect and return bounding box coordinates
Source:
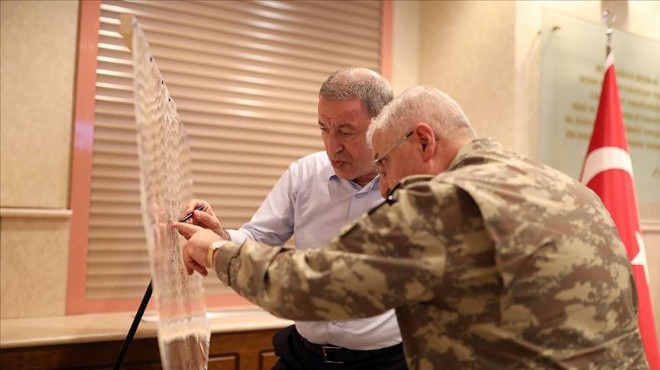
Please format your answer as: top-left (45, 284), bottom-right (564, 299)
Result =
top-left (173, 222), bottom-right (223, 276)
top-left (179, 199), bottom-right (231, 240)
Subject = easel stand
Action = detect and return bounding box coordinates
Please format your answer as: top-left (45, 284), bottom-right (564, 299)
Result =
top-left (113, 281), bottom-right (152, 369)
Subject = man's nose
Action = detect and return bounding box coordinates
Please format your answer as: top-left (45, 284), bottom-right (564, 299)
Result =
top-left (327, 133), bottom-right (344, 153)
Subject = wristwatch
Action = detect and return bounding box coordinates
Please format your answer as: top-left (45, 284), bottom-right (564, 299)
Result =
top-left (207, 241), bottom-right (229, 269)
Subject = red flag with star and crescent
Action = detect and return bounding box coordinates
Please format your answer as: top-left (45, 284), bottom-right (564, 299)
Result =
top-left (579, 51), bottom-right (659, 369)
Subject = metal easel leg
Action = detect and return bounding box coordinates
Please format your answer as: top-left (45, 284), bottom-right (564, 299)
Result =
top-left (113, 280), bottom-right (153, 369)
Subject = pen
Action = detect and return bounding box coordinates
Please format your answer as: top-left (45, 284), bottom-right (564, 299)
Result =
top-left (178, 204), bottom-right (205, 223)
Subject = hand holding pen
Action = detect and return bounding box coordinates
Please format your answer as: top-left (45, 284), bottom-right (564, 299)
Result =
top-left (178, 204), bottom-right (205, 223)
top-left (177, 199), bottom-right (231, 240)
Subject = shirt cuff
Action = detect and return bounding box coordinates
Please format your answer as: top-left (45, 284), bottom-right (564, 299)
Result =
top-left (225, 229), bottom-right (253, 244)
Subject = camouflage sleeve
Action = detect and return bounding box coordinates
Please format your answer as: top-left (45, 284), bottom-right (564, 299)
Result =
top-left (215, 179), bottom-right (467, 321)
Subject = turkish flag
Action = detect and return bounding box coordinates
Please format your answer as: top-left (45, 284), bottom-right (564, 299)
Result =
top-left (580, 52), bottom-right (659, 369)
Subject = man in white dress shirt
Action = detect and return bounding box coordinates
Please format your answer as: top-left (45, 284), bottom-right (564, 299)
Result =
top-left (183, 67), bottom-right (407, 369)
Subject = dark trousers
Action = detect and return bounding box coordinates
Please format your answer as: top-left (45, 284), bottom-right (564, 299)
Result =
top-left (271, 325), bottom-right (408, 370)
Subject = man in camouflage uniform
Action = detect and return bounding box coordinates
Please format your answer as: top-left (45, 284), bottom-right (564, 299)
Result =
top-left (175, 86), bottom-right (648, 369)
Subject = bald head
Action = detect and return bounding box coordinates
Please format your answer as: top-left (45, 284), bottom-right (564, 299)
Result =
top-left (320, 67), bottom-right (393, 118)
top-left (368, 85), bottom-right (476, 147)
top-left (367, 86), bottom-right (477, 196)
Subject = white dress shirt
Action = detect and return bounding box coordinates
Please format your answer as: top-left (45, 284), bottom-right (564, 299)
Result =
top-left (227, 151), bottom-right (402, 350)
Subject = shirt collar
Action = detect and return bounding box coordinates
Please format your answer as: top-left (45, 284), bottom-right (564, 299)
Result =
top-left (322, 153), bottom-right (379, 192)
top-left (328, 170), bottom-right (380, 193)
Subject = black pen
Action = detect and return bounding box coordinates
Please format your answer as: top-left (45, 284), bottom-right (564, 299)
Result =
top-left (178, 204), bottom-right (205, 223)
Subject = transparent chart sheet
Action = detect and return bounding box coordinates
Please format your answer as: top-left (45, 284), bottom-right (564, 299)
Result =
top-left (127, 17), bottom-right (210, 369)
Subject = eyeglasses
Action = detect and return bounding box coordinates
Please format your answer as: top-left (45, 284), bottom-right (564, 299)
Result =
top-left (373, 130), bottom-right (414, 175)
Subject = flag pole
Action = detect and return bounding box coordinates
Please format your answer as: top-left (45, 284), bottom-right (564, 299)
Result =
top-left (601, 10), bottom-right (616, 56)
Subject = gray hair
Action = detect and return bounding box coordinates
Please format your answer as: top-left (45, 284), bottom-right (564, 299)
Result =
top-left (367, 86), bottom-right (476, 147)
top-left (319, 67), bottom-right (394, 118)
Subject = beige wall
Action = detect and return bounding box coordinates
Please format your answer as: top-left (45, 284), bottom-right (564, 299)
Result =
top-left (0, 0), bottom-right (657, 339)
top-left (391, 0), bottom-right (420, 97)
top-left (391, 0), bottom-right (660, 340)
top-left (0, 0), bottom-right (79, 318)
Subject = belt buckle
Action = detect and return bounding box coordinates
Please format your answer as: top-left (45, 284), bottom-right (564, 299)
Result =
top-left (321, 345), bottom-right (344, 364)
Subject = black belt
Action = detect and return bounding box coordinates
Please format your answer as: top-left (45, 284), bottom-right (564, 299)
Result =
top-left (298, 334), bottom-right (402, 365)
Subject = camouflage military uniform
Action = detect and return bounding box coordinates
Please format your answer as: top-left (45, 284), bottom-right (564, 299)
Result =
top-left (213, 138), bottom-right (648, 369)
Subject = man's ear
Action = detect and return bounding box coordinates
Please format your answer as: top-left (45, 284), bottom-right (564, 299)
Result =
top-left (414, 123), bottom-right (436, 161)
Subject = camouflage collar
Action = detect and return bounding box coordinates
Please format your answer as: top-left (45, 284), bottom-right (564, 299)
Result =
top-left (447, 138), bottom-right (501, 171)
top-left (387, 138), bottom-right (500, 198)
top-left (386, 174), bottom-right (434, 200)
